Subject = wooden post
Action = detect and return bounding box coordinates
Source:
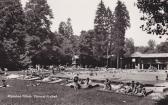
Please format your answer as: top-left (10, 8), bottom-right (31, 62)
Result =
top-left (141, 64), bottom-right (144, 69)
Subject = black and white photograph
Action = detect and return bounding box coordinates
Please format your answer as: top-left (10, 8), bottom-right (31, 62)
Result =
top-left (0, 0), bottom-right (168, 105)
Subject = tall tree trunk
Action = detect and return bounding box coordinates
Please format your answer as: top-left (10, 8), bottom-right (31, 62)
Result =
top-left (117, 55), bottom-right (119, 69)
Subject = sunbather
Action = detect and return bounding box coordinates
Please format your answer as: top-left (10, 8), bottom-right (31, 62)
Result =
top-left (73, 74), bottom-right (80, 90)
top-left (133, 82), bottom-right (140, 94)
top-left (82, 78), bottom-right (93, 88)
top-left (125, 83), bottom-right (133, 94)
top-left (104, 79), bottom-right (111, 90)
top-left (131, 81), bottom-right (135, 90)
top-left (2, 79), bottom-right (7, 87)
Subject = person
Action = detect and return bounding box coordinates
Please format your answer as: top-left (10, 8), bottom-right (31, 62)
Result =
top-left (49, 65), bottom-right (54, 74)
top-left (85, 78), bottom-right (90, 85)
top-left (104, 79), bottom-right (111, 90)
top-left (133, 82), bottom-right (140, 94)
top-left (136, 83), bottom-right (143, 94)
top-left (2, 79), bottom-right (7, 87)
top-left (73, 74), bottom-right (80, 90)
top-left (165, 71), bottom-right (168, 81)
top-left (83, 78), bottom-right (92, 88)
top-left (125, 83), bottom-right (133, 94)
top-left (116, 83), bottom-right (127, 94)
top-left (131, 81), bottom-right (135, 92)
top-left (156, 76), bottom-right (159, 80)
top-left (0, 68), bottom-right (4, 75)
top-left (141, 87), bottom-right (147, 96)
top-left (131, 81), bottom-right (135, 89)
top-left (4, 68), bottom-right (8, 76)
top-left (80, 79), bottom-right (85, 84)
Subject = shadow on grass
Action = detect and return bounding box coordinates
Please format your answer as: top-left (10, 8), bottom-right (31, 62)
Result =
top-left (156, 95), bottom-right (168, 105)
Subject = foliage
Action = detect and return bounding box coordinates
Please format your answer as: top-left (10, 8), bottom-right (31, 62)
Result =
top-left (124, 38), bottom-right (135, 57)
top-left (79, 30), bottom-right (95, 56)
top-left (143, 39), bottom-right (156, 53)
top-left (58, 18), bottom-right (73, 38)
top-left (79, 30), bottom-right (97, 67)
top-left (113, 0), bottom-right (130, 68)
top-left (0, 0), bottom-right (31, 70)
top-left (113, 0), bottom-right (130, 56)
top-left (148, 39), bottom-right (156, 49)
top-left (137, 0), bottom-right (168, 37)
top-left (70, 35), bottom-right (80, 55)
top-left (94, 0), bottom-right (109, 58)
top-left (24, 0), bottom-right (53, 65)
top-left (135, 40), bottom-right (157, 53)
top-left (156, 41), bottom-right (168, 53)
top-left (58, 18), bottom-right (77, 56)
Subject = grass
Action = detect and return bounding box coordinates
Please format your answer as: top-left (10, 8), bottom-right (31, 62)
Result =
top-left (0, 78), bottom-right (155, 105)
top-left (156, 95), bottom-right (168, 105)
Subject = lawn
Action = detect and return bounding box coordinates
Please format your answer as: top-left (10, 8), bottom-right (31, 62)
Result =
top-left (0, 78), bottom-right (155, 105)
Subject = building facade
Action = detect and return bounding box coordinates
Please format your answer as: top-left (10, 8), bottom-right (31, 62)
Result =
top-left (125, 52), bottom-right (168, 70)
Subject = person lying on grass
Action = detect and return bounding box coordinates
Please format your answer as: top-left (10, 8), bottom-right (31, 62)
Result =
top-left (125, 83), bottom-right (133, 94)
top-left (115, 82), bottom-right (147, 96)
top-left (82, 78), bottom-right (93, 88)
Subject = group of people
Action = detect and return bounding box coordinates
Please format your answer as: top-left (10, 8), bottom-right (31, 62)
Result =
top-left (72, 74), bottom-right (94, 90)
top-left (124, 81), bottom-right (147, 96)
top-left (72, 74), bottom-right (148, 96)
top-left (104, 80), bottom-right (147, 96)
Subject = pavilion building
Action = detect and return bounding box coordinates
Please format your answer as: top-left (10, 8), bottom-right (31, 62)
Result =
top-left (126, 52), bottom-right (168, 70)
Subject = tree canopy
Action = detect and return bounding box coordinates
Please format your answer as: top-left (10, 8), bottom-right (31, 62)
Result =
top-left (0, 0), bottom-right (133, 69)
top-left (137, 0), bottom-right (168, 37)
top-left (113, 0), bottom-right (130, 68)
top-left (0, 0), bottom-right (30, 69)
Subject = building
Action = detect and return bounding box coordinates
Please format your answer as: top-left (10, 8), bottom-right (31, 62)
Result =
top-left (126, 52), bottom-right (168, 70)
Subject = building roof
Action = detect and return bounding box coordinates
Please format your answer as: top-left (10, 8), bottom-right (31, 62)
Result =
top-left (131, 52), bottom-right (168, 58)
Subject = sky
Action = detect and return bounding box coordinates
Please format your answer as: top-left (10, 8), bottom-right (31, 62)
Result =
top-left (21, 0), bottom-right (168, 46)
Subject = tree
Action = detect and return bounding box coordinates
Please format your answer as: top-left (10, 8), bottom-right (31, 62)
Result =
top-left (58, 18), bottom-right (73, 39)
top-left (148, 40), bottom-right (156, 49)
top-left (58, 21), bottom-right (68, 37)
top-left (113, 0), bottom-right (130, 68)
top-left (106, 7), bottom-right (115, 57)
top-left (156, 41), bottom-right (168, 53)
top-left (25, 0), bottom-right (53, 65)
top-left (141, 39), bottom-right (156, 53)
top-left (66, 18), bottom-right (73, 38)
top-left (79, 30), bottom-right (97, 67)
top-left (58, 19), bottom-right (73, 54)
top-left (94, 0), bottom-right (109, 60)
top-left (79, 30), bottom-right (95, 56)
top-left (0, 0), bottom-right (31, 70)
top-left (135, 40), bottom-right (157, 54)
top-left (136, 0), bottom-right (168, 37)
top-left (70, 35), bottom-right (80, 55)
top-left (58, 18), bottom-right (76, 65)
top-left (135, 46), bottom-right (148, 53)
top-left (124, 38), bottom-right (135, 57)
